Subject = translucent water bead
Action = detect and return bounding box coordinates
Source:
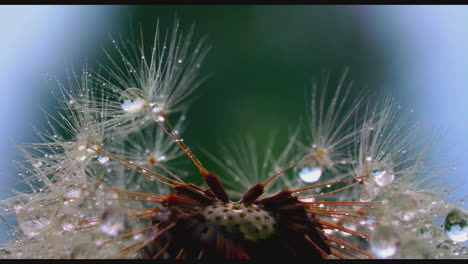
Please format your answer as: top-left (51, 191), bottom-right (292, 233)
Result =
top-left (119, 88), bottom-right (146, 113)
top-left (295, 153), bottom-right (322, 183)
top-left (390, 193), bottom-right (418, 222)
top-left (370, 225), bottom-right (400, 258)
top-left (371, 167), bottom-right (395, 187)
top-left (100, 206), bottom-right (128, 237)
top-left (16, 200), bottom-right (59, 237)
top-left (444, 208), bottom-right (467, 243)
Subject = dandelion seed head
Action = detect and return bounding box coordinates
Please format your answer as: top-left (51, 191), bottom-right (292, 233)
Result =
top-left (0, 21), bottom-right (465, 260)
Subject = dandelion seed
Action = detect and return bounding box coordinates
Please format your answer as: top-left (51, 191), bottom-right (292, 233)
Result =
top-left (0, 21), bottom-right (464, 260)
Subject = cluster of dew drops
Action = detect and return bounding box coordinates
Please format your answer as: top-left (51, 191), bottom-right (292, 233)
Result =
top-left (293, 147), bottom-right (467, 258)
top-left (2, 78), bottom-right (467, 259)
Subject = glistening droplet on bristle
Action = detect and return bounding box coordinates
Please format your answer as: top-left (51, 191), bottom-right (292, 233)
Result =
top-left (121, 98), bottom-right (146, 113)
top-left (59, 213), bottom-right (79, 232)
top-left (390, 193), bottom-right (418, 222)
top-left (119, 88), bottom-right (146, 113)
top-left (370, 225), bottom-right (400, 258)
top-left (16, 201), bottom-right (58, 237)
top-left (371, 167), bottom-right (395, 187)
top-left (295, 154), bottom-right (322, 183)
top-left (97, 156), bottom-right (109, 164)
top-left (444, 208), bottom-right (467, 243)
top-left (99, 206), bottom-right (128, 237)
top-left (63, 185), bottom-right (82, 200)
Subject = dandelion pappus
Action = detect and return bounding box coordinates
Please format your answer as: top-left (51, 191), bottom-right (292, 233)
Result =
top-left (86, 111), bottom-right (378, 260)
top-left (3, 20), bottom-right (464, 260)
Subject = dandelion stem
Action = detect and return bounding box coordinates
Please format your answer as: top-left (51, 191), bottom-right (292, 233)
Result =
top-left (155, 113), bottom-right (209, 175)
top-left (261, 162), bottom-right (298, 187)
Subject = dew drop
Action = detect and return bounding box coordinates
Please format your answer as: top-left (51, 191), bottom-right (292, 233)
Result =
top-left (391, 193), bottom-right (418, 222)
top-left (63, 185), bottom-right (82, 200)
top-left (372, 168), bottom-right (395, 187)
top-left (295, 154), bottom-right (322, 183)
top-left (370, 225), bottom-right (400, 258)
top-left (97, 156), bottom-right (109, 164)
top-left (59, 213), bottom-right (79, 232)
top-left (121, 98), bottom-right (146, 113)
top-left (32, 161), bottom-right (42, 168)
top-left (151, 105), bottom-right (162, 113)
top-left (11, 197), bottom-right (30, 214)
top-left (300, 197), bottom-right (316, 203)
top-left (156, 114), bottom-right (165, 122)
top-left (444, 208), bottom-right (467, 243)
top-left (119, 88), bottom-right (146, 113)
top-left (16, 200), bottom-right (58, 237)
top-left (100, 206), bottom-right (128, 237)
top-left (177, 58), bottom-right (183, 63)
top-left (297, 166), bottom-right (322, 183)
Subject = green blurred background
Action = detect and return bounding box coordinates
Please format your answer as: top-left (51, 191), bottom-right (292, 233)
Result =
top-left (118, 6), bottom-right (386, 172)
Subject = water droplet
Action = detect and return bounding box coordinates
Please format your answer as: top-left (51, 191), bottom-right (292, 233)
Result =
top-left (370, 225), bottom-right (400, 258)
top-left (156, 114), bottom-right (165, 122)
top-left (121, 98), bottom-right (146, 113)
top-left (59, 213), bottom-right (79, 232)
top-left (151, 105), bottom-right (162, 113)
top-left (390, 193), bottom-right (418, 222)
top-left (295, 154), bottom-right (322, 183)
top-left (100, 206), bottom-right (128, 237)
top-left (63, 185), bottom-right (82, 200)
top-left (300, 197), bottom-right (315, 202)
top-left (97, 156), bottom-right (109, 164)
top-left (11, 197), bottom-right (30, 214)
top-left (444, 208), bottom-right (467, 242)
top-left (119, 88), bottom-right (146, 113)
top-left (32, 161), bottom-right (42, 168)
top-left (16, 200), bottom-right (58, 237)
top-left (372, 168), bottom-right (395, 187)
top-left (177, 58), bottom-right (183, 63)
top-left (87, 145), bottom-right (97, 153)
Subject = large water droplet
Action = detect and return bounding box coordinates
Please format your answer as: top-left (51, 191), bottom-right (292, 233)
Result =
top-left (372, 168), bottom-right (395, 187)
top-left (390, 193), bottom-right (418, 222)
top-left (10, 197), bottom-right (30, 214)
top-left (97, 156), bottom-right (109, 164)
top-left (32, 161), bottom-right (43, 168)
top-left (370, 225), bottom-right (400, 258)
top-left (119, 88), bottom-right (146, 113)
top-left (100, 206), bottom-right (128, 237)
top-left (16, 200), bottom-right (58, 237)
top-left (121, 98), bottom-right (146, 113)
top-left (59, 213), bottom-right (79, 232)
top-left (63, 185), bottom-right (82, 200)
top-left (295, 154), bottom-right (322, 183)
top-left (444, 208), bottom-right (467, 242)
